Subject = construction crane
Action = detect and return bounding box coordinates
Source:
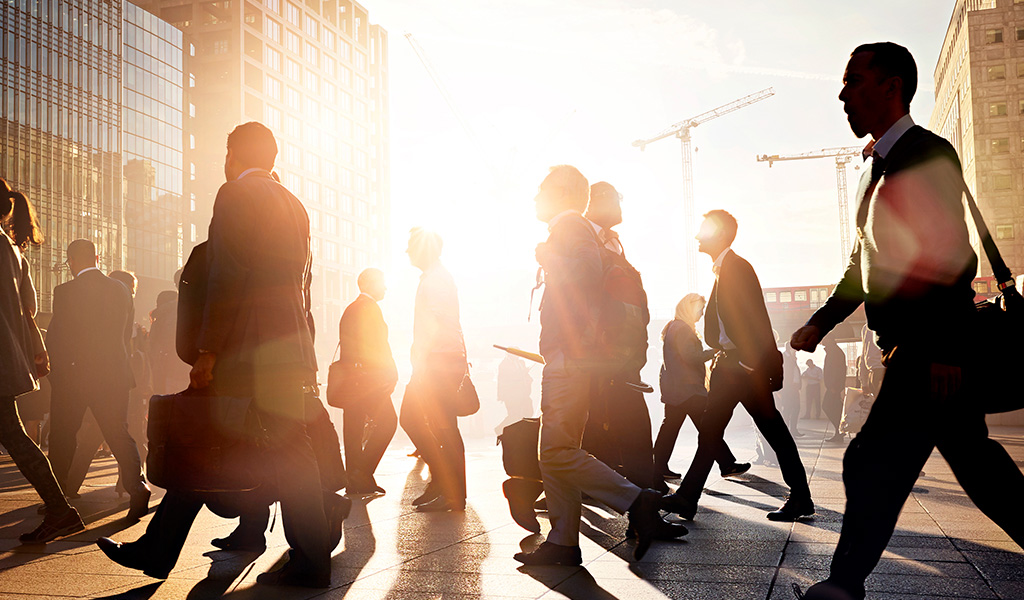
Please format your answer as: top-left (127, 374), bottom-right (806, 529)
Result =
top-left (633, 88), bottom-right (775, 290)
top-left (756, 146), bottom-right (863, 267)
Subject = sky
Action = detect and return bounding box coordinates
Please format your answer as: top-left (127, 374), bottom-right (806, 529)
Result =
top-left (353, 0), bottom-right (957, 358)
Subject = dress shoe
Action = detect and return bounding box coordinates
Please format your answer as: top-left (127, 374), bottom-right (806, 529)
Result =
top-left (767, 496), bottom-right (814, 522)
top-left (658, 467), bottom-right (681, 479)
top-left (660, 492), bottom-right (697, 520)
top-left (326, 492), bottom-right (352, 551)
top-left (211, 531), bottom-right (267, 552)
top-left (126, 486), bottom-right (152, 522)
top-left (20, 508), bottom-right (84, 544)
top-left (412, 482), bottom-right (440, 506)
top-left (797, 581), bottom-right (856, 599)
top-left (513, 541), bottom-right (582, 566)
top-left (503, 478), bottom-right (543, 533)
top-left (627, 489), bottom-right (688, 560)
top-left (720, 462), bottom-right (751, 478)
top-left (415, 495), bottom-right (465, 513)
top-left (97, 537), bottom-right (170, 579)
top-left (347, 472), bottom-right (386, 496)
top-left (256, 565), bottom-right (330, 588)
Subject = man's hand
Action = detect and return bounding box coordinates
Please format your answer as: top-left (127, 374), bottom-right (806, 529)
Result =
top-left (790, 325), bottom-right (822, 352)
top-left (190, 352), bottom-right (217, 389)
top-left (930, 362), bottom-right (961, 402)
top-left (34, 351), bottom-right (49, 378)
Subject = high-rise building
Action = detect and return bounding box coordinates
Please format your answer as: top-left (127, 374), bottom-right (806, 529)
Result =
top-left (135, 0), bottom-right (390, 364)
top-left (930, 0), bottom-right (1024, 279)
top-left (122, 1), bottom-right (190, 310)
top-left (1, 0), bottom-right (125, 311)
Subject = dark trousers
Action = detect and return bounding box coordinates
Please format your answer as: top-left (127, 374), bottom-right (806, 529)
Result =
top-left (344, 392), bottom-right (397, 481)
top-left (653, 394), bottom-right (739, 472)
top-left (677, 358), bottom-right (810, 504)
top-left (823, 387), bottom-right (843, 434)
top-left (780, 390), bottom-right (801, 435)
top-left (400, 367), bottom-right (465, 501)
top-left (0, 397), bottom-right (72, 513)
top-left (48, 387), bottom-right (145, 495)
top-left (133, 409), bottom-right (330, 576)
top-left (824, 354), bottom-right (1024, 600)
top-left (582, 378), bottom-right (658, 490)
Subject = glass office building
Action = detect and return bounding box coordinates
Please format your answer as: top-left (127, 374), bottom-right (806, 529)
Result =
top-left (1, 0), bottom-right (124, 311)
top-left (123, 2), bottom-right (187, 299)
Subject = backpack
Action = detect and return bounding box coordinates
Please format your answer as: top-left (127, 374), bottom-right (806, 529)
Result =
top-left (589, 229), bottom-right (650, 376)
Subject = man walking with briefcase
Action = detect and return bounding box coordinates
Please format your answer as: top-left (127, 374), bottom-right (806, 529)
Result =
top-left (96, 122), bottom-right (335, 588)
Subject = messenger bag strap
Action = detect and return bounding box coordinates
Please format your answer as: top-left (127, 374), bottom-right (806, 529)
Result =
top-left (962, 182), bottom-right (1015, 289)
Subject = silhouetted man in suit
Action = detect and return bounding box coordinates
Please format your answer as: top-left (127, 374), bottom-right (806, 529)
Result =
top-left (513, 165), bottom-right (686, 567)
top-left (46, 239), bottom-right (150, 521)
top-left (793, 42), bottom-right (1024, 600)
top-left (340, 267), bottom-right (398, 495)
top-left (97, 122), bottom-right (337, 588)
top-left (663, 210), bottom-right (812, 522)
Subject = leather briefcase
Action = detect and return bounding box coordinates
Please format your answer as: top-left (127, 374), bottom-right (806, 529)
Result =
top-left (147, 390), bottom-right (267, 492)
top-left (498, 418), bottom-right (542, 482)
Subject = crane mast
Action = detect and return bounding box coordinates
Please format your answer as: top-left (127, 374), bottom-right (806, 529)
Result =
top-left (756, 146), bottom-right (862, 268)
top-left (634, 88), bottom-right (775, 291)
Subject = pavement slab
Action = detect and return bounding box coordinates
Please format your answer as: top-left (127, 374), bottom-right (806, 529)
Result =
top-left (0, 421), bottom-right (1020, 599)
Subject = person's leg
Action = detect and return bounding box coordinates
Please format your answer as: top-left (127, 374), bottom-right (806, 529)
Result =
top-left (938, 405), bottom-right (1024, 547)
top-left (685, 395), bottom-right (741, 469)
top-left (672, 363), bottom-right (741, 505)
top-left (823, 389), bottom-right (843, 437)
top-left (89, 389), bottom-right (146, 494)
top-left (45, 395), bottom-right (88, 491)
top-left (421, 369), bottom-right (466, 504)
top-left (401, 376), bottom-right (447, 495)
top-left (652, 402), bottom-right (687, 472)
top-left (607, 387), bottom-right (658, 490)
top-left (64, 410), bottom-right (105, 496)
top-left (539, 354), bottom-right (640, 547)
top-left (823, 358), bottom-right (934, 600)
top-left (742, 381), bottom-right (811, 501)
top-left (0, 398), bottom-right (73, 513)
top-left (363, 395), bottom-right (397, 477)
top-left (130, 491), bottom-right (205, 576)
top-left (304, 396), bottom-right (347, 493)
top-left (343, 401), bottom-right (368, 481)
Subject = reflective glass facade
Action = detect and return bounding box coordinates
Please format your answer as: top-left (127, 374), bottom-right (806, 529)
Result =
top-left (1, 0), bottom-right (123, 311)
top-left (123, 2), bottom-right (186, 284)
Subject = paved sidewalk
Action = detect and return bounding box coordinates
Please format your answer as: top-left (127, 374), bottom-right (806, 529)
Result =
top-left (0, 422), bottom-right (1021, 599)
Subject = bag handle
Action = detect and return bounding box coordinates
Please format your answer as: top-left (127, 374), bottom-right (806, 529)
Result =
top-left (962, 183), bottom-right (1016, 291)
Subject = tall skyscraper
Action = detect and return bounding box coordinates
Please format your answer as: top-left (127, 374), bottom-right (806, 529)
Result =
top-left (135, 0), bottom-right (390, 363)
top-left (930, 0), bottom-right (1024, 279)
top-left (1, 0), bottom-right (125, 311)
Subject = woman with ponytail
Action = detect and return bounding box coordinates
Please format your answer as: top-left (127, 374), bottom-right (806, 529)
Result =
top-left (0, 178), bottom-right (84, 543)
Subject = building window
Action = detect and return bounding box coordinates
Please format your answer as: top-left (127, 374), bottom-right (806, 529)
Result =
top-left (997, 225), bottom-right (1015, 240)
top-left (794, 290), bottom-right (807, 302)
top-left (1017, 27), bottom-right (1024, 41)
top-left (265, 47), bottom-right (281, 71)
top-left (264, 0), bottom-right (279, 12)
top-left (779, 292), bottom-right (792, 303)
top-left (264, 17), bottom-right (280, 42)
top-left (284, 2), bottom-right (300, 25)
top-left (990, 102), bottom-right (1008, 117)
top-left (213, 39), bottom-right (229, 54)
top-left (1019, 100), bottom-right (1024, 115)
top-left (993, 173), bottom-right (1012, 190)
top-left (992, 138), bottom-right (1010, 154)
top-left (987, 28), bottom-right (1004, 44)
top-left (989, 65), bottom-right (1006, 80)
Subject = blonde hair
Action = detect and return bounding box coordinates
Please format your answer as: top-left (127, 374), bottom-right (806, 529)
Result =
top-left (540, 165), bottom-right (589, 213)
top-left (662, 293), bottom-right (705, 339)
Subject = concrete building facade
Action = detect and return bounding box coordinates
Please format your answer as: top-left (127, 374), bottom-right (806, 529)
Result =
top-left (134, 0), bottom-right (390, 365)
top-left (930, 0), bottom-right (1024, 280)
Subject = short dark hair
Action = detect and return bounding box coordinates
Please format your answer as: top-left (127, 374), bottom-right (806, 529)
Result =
top-left (109, 270), bottom-right (137, 292)
top-left (703, 209), bottom-right (738, 245)
top-left (67, 239), bottom-right (97, 263)
top-left (226, 122), bottom-right (278, 170)
top-left (852, 42), bottom-right (917, 111)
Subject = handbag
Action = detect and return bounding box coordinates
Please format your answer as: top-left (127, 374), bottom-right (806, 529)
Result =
top-left (498, 417), bottom-right (541, 481)
top-left (24, 312), bottom-right (48, 378)
top-left (147, 389), bottom-right (267, 492)
top-left (326, 343), bottom-right (398, 410)
top-left (454, 367), bottom-right (480, 417)
top-left (962, 184), bottom-right (1024, 414)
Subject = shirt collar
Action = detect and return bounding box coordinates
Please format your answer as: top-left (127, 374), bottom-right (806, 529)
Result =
top-left (359, 292), bottom-right (377, 302)
top-left (547, 209), bottom-right (582, 232)
top-left (236, 167), bottom-right (270, 181)
top-left (712, 247), bottom-right (732, 276)
top-left (76, 266), bottom-right (101, 277)
top-left (863, 113), bottom-right (914, 160)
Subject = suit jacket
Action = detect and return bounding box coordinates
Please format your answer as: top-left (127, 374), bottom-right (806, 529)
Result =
top-left (807, 125), bottom-right (977, 363)
top-left (47, 269), bottom-right (134, 393)
top-left (660, 320), bottom-right (715, 405)
top-left (705, 250), bottom-right (778, 377)
top-left (338, 294), bottom-right (396, 372)
top-left (199, 170), bottom-right (317, 396)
